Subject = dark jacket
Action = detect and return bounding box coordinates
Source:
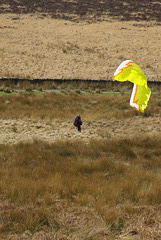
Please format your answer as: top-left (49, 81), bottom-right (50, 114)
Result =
top-left (74, 115), bottom-right (82, 127)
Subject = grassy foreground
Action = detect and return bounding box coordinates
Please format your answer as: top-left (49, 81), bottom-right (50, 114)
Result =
top-left (0, 90), bottom-right (161, 239)
top-left (0, 136), bottom-right (161, 239)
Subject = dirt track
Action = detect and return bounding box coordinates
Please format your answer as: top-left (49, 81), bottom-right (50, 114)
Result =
top-left (0, 116), bottom-right (160, 145)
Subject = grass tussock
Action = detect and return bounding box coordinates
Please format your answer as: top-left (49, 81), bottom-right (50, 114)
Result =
top-left (0, 137), bottom-right (161, 238)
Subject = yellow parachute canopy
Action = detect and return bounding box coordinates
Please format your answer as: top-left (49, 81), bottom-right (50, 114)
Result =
top-left (113, 60), bottom-right (151, 113)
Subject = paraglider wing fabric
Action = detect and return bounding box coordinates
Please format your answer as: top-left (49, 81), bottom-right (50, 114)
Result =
top-left (113, 60), bottom-right (151, 112)
top-left (130, 84), bottom-right (151, 113)
top-left (113, 60), bottom-right (148, 87)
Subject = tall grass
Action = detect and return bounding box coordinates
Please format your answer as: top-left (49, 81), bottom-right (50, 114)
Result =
top-left (0, 88), bottom-right (160, 239)
top-left (0, 90), bottom-right (160, 120)
top-left (0, 137), bottom-right (161, 238)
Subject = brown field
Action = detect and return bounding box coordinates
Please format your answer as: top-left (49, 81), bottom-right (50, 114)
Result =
top-left (0, 0), bottom-right (161, 239)
top-left (0, 89), bottom-right (160, 145)
top-left (0, 90), bottom-right (160, 240)
top-left (0, 1), bottom-right (161, 81)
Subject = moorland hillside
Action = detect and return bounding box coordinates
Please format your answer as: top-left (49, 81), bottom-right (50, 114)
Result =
top-left (0, 0), bottom-right (161, 80)
top-left (0, 0), bottom-right (161, 22)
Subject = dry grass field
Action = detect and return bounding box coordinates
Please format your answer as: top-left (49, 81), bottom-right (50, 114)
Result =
top-left (0, 0), bottom-right (161, 239)
top-left (0, 1), bottom-right (161, 81)
top-left (0, 88), bottom-right (160, 145)
top-left (0, 89), bottom-right (160, 240)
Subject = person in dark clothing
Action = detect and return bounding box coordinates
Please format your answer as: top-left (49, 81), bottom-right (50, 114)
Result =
top-left (73, 115), bottom-right (82, 132)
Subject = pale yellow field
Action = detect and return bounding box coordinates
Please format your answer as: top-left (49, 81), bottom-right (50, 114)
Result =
top-left (0, 116), bottom-right (160, 145)
top-left (0, 13), bottom-right (161, 81)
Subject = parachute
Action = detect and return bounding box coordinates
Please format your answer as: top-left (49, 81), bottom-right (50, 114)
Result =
top-left (113, 60), bottom-right (151, 113)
